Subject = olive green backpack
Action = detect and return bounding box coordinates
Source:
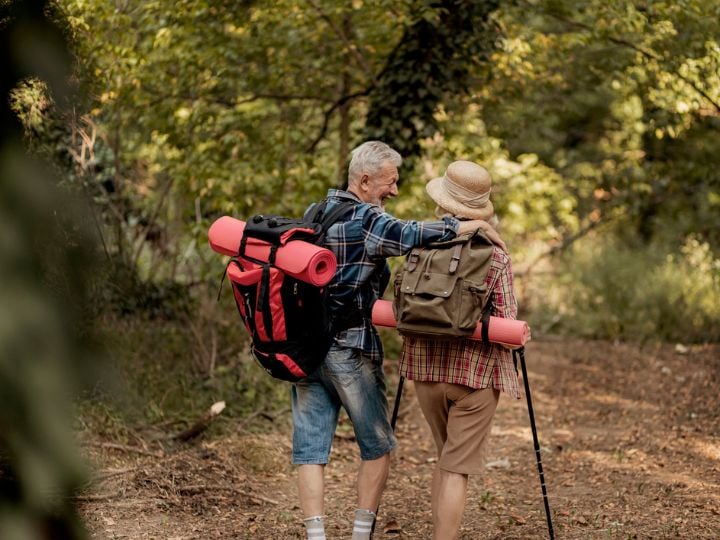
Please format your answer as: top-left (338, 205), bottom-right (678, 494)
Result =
top-left (392, 230), bottom-right (495, 339)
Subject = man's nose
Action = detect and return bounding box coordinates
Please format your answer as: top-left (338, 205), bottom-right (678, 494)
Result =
top-left (389, 183), bottom-right (399, 196)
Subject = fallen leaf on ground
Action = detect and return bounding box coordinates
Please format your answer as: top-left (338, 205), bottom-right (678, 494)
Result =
top-left (383, 519), bottom-right (402, 534)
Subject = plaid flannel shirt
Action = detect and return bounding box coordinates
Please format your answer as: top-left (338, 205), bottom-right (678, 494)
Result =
top-left (399, 247), bottom-right (521, 399)
top-left (313, 189), bottom-right (459, 362)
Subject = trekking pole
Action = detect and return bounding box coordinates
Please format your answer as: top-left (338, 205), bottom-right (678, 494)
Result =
top-left (367, 375), bottom-right (404, 540)
top-left (390, 375), bottom-right (405, 431)
top-left (514, 347), bottom-right (554, 540)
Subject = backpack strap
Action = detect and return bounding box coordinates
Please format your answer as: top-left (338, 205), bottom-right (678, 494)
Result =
top-left (481, 293), bottom-right (494, 343)
top-left (256, 264), bottom-right (274, 340)
top-left (448, 243), bottom-right (463, 274)
top-left (303, 199), bottom-right (327, 224)
top-left (215, 258), bottom-right (237, 302)
top-left (311, 198), bottom-right (368, 333)
top-left (407, 249), bottom-right (420, 272)
top-left (313, 199), bottom-right (357, 232)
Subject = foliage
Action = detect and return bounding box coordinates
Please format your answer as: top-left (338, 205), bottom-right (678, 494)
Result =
top-left (364, 0), bottom-right (501, 165)
top-left (86, 300), bottom-right (292, 434)
top-left (28, 0), bottom-right (421, 293)
top-left (1, 1), bottom-right (94, 537)
top-left (26, 0), bottom-right (720, 332)
top-left (530, 233), bottom-right (720, 343)
top-left (481, 0), bottom-right (720, 248)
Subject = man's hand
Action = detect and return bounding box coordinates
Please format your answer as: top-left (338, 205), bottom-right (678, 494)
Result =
top-left (457, 220), bottom-right (507, 252)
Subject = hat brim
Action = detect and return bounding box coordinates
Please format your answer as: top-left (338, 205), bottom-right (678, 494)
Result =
top-left (426, 177), bottom-right (495, 221)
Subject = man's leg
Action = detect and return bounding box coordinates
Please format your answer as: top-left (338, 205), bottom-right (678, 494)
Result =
top-left (431, 466), bottom-right (468, 540)
top-left (357, 453), bottom-right (390, 511)
top-left (328, 349), bottom-right (396, 539)
top-left (292, 373), bottom-right (339, 540)
top-left (349, 453), bottom-right (389, 540)
top-left (298, 464), bottom-right (325, 517)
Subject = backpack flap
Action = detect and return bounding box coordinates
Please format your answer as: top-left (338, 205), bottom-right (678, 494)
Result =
top-left (400, 270), bottom-right (458, 298)
top-left (243, 214), bottom-right (321, 246)
top-left (396, 271), bottom-right (460, 334)
top-left (243, 198), bottom-right (355, 248)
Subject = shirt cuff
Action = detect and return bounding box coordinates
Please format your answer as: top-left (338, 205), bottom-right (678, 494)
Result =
top-left (442, 216), bottom-right (460, 234)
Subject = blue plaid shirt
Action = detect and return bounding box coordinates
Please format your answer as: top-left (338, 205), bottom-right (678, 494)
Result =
top-left (310, 189), bottom-right (459, 361)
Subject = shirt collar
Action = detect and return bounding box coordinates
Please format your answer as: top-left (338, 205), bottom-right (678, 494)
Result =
top-left (327, 188), bottom-right (363, 203)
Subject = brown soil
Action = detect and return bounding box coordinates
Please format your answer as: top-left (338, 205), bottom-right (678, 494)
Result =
top-left (79, 339), bottom-right (720, 539)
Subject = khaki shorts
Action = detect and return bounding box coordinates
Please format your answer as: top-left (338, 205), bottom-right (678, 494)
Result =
top-left (413, 382), bottom-right (500, 475)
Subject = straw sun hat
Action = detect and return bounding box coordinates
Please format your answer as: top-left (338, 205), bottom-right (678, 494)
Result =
top-left (425, 160), bottom-right (494, 220)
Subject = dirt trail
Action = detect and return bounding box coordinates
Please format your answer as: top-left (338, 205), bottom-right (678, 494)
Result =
top-left (80, 339), bottom-right (720, 539)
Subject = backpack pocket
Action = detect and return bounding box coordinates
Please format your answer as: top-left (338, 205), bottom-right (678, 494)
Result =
top-left (252, 338), bottom-right (332, 382)
top-left (457, 280), bottom-right (487, 332)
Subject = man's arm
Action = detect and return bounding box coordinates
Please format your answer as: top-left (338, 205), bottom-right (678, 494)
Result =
top-left (361, 206), bottom-right (507, 257)
top-left (361, 207), bottom-right (460, 258)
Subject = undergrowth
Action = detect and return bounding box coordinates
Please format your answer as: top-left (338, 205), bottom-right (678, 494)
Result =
top-left (77, 294), bottom-right (293, 441)
top-left (526, 234), bottom-right (720, 343)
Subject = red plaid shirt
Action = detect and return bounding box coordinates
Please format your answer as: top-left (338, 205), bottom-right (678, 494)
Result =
top-left (398, 247), bottom-right (521, 399)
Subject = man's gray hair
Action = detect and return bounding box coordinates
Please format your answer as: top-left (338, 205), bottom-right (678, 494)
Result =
top-left (348, 141), bottom-right (402, 184)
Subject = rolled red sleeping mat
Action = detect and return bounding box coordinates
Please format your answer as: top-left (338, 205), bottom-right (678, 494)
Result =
top-left (371, 299), bottom-right (531, 347)
top-left (208, 216), bottom-right (337, 287)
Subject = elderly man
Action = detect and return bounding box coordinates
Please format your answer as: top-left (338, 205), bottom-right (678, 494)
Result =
top-left (293, 142), bottom-right (504, 540)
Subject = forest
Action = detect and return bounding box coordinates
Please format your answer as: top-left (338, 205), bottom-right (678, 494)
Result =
top-left (1, 0), bottom-right (719, 538)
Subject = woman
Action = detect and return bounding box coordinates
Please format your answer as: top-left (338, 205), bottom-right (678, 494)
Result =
top-left (398, 160), bottom-right (521, 540)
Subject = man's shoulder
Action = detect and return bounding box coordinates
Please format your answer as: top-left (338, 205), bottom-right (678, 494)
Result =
top-left (325, 192), bottom-right (386, 221)
top-left (326, 188), bottom-right (360, 204)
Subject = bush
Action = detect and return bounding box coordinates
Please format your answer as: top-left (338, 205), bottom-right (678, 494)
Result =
top-left (527, 234), bottom-right (720, 343)
top-left (80, 288), bottom-right (292, 438)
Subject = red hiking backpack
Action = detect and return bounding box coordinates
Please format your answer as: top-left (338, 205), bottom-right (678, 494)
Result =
top-left (223, 200), bottom-right (356, 382)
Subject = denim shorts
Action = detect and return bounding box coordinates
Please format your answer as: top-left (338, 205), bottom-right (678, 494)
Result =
top-left (291, 343), bottom-right (397, 464)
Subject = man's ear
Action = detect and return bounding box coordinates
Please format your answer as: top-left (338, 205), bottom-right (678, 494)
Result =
top-left (359, 174), bottom-right (370, 191)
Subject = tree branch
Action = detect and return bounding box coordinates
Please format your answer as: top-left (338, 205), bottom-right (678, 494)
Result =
top-left (305, 0), bottom-right (376, 82)
top-left (537, 6), bottom-right (720, 113)
top-left (306, 89), bottom-right (370, 152)
top-left (514, 214), bottom-right (609, 278)
top-left (129, 174), bottom-right (175, 271)
top-left (171, 401), bottom-right (226, 442)
top-left (176, 484), bottom-right (279, 505)
top-left (86, 441), bottom-right (164, 458)
top-left (141, 84), bottom-right (334, 108)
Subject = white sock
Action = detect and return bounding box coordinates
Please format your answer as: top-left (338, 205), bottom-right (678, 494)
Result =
top-left (303, 515), bottom-right (326, 540)
top-left (351, 508), bottom-right (376, 540)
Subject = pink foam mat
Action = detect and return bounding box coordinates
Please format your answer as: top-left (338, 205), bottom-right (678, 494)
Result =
top-left (208, 216), bottom-right (336, 286)
top-left (371, 299), bottom-right (531, 347)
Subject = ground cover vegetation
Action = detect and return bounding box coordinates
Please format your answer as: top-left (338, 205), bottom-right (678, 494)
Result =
top-left (2, 0), bottom-right (719, 537)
